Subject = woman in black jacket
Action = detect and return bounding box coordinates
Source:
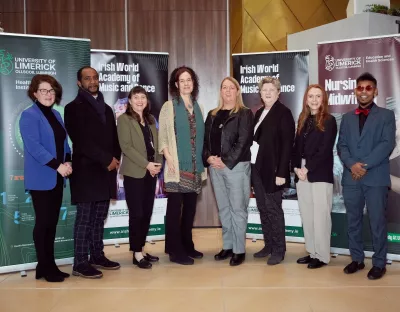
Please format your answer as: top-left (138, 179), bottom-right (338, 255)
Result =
top-left (292, 84), bottom-right (337, 269)
top-left (251, 77), bottom-right (295, 265)
top-left (203, 77), bottom-right (253, 266)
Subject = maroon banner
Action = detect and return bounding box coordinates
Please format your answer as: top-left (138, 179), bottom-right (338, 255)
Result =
top-left (318, 35), bottom-right (400, 258)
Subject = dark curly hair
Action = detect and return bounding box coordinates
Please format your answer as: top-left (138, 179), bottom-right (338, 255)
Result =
top-left (126, 86), bottom-right (154, 125)
top-left (168, 66), bottom-right (199, 100)
top-left (28, 74), bottom-right (62, 104)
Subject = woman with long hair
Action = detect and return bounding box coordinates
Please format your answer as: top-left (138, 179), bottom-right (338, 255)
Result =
top-left (117, 86), bottom-right (162, 269)
top-left (158, 66), bottom-right (206, 265)
top-left (292, 84), bottom-right (337, 269)
top-left (203, 77), bottom-right (253, 266)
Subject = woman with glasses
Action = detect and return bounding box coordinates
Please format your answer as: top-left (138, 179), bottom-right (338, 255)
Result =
top-left (20, 74), bottom-right (72, 282)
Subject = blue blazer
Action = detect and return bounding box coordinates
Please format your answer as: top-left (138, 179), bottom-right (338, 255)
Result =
top-left (19, 103), bottom-right (71, 191)
top-left (337, 104), bottom-right (395, 187)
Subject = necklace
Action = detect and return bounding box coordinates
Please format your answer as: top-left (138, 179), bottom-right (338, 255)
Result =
top-left (186, 103), bottom-right (193, 109)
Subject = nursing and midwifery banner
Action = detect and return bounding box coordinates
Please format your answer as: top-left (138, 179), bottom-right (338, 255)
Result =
top-left (318, 35), bottom-right (400, 261)
top-left (91, 50), bottom-right (169, 244)
top-left (232, 50), bottom-right (309, 243)
top-left (0, 33), bottom-right (90, 273)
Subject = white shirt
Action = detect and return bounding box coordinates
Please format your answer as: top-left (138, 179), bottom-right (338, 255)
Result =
top-left (251, 109), bottom-right (269, 164)
top-left (254, 109), bottom-right (269, 134)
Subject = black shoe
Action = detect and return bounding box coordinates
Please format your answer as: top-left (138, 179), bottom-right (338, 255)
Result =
top-left (297, 255), bottom-right (312, 264)
top-left (343, 261), bottom-right (365, 274)
top-left (367, 266), bottom-right (386, 280)
top-left (214, 249), bottom-right (233, 261)
top-left (267, 253), bottom-right (285, 265)
top-left (35, 270), bottom-right (65, 283)
top-left (229, 253), bottom-right (245, 266)
top-left (89, 255), bottom-right (120, 270)
top-left (253, 246), bottom-right (271, 258)
top-left (169, 254), bottom-right (194, 265)
top-left (307, 258), bottom-right (327, 269)
top-left (133, 257), bottom-right (152, 269)
top-left (187, 249), bottom-right (203, 259)
top-left (72, 263), bottom-right (103, 279)
top-left (50, 265), bottom-right (70, 278)
top-left (144, 253), bottom-right (159, 262)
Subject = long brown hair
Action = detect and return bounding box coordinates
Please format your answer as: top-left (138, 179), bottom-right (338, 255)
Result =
top-left (297, 84), bottom-right (329, 134)
top-left (126, 86), bottom-right (154, 125)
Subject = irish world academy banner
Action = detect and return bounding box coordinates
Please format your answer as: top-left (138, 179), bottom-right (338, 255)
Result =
top-left (0, 33), bottom-right (90, 273)
top-left (232, 50), bottom-right (309, 242)
top-left (318, 35), bottom-right (400, 260)
top-left (91, 50), bottom-right (169, 243)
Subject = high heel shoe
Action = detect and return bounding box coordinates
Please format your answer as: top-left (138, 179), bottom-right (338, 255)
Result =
top-left (35, 270), bottom-right (64, 282)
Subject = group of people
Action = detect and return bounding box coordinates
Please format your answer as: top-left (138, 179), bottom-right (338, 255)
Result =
top-left (21, 65), bottom-right (394, 283)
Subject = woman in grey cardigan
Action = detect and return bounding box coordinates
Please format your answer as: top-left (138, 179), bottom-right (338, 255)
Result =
top-left (117, 86), bottom-right (162, 269)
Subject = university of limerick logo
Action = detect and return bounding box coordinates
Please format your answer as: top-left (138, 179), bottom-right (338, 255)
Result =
top-left (0, 49), bottom-right (14, 75)
top-left (325, 55), bottom-right (335, 71)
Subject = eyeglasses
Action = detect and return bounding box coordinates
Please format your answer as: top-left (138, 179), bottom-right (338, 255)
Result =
top-left (356, 85), bottom-right (374, 92)
top-left (38, 89), bottom-right (56, 95)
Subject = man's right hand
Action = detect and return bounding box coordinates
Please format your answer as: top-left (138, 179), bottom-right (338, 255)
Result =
top-left (351, 162), bottom-right (367, 180)
top-left (107, 157), bottom-right (120, 171)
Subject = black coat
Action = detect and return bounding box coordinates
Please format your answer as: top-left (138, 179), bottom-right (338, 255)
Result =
top-left (292, 114), bottom-right (337, 183)
top-left (253, 101), bottom-right (295, 193)
top-left (64, 93), bottom-right (121, 204)
top-left (203, 107), bottom-right (254, 169)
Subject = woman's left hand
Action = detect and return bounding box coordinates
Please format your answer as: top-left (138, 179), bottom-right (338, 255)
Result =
top-left (213, 157), bottom-right (226, 169)
top-left (275, 177), bottom-right (285, 186)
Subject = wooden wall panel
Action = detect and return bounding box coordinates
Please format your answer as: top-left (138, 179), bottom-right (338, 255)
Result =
top-left (0, 0), bottom-right (24, 33)
top-left (25, 0), bottom-right (125, 50)
top-left (128, 1), bottom-right (227, 226)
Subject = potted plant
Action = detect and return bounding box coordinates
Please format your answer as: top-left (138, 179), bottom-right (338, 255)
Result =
top-left (364, 4), bottom-right (400, 16)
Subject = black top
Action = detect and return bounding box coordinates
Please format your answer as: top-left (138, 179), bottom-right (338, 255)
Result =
top-left (292, 114), bottom-right (337, 184)
top-left (35, 101), bottom-right (70, 170)
top-left (301, 114), bottom-right (315, 158)
top-left (140, 122), bottom-right (155, 162)
top-left (210, 109), bottom-right (231, 156)
top-left (359, 102), bottom-right (374, 134)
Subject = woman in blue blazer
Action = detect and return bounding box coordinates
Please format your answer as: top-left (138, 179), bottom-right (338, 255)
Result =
top-left (20, 75), bottom-right (72, 283)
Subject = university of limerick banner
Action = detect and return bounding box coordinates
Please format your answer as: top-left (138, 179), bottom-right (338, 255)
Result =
top-left (318, 35), bottom-right (400, 260)
top-left (91, 50), bottom-right (169, 243)
top-left (232, 50), bottom-right (309, 243)
top-left (0, 33), bottom-right (90, 273)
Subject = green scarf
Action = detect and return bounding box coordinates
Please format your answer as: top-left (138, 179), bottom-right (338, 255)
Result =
top-left (173, 97), bottom-right (205, 173)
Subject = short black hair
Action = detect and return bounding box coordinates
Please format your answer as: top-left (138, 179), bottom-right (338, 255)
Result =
top-left (356, 72), bottom-right (377, 87)
top-left (77, 66), bottom-right (96, 81)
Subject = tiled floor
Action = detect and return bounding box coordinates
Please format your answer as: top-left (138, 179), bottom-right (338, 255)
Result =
top-left (1, 228), bottom-right (400, 311)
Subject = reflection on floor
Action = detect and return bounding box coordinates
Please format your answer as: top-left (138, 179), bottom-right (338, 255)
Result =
top-left (0, 228), bottom-right (399, 312)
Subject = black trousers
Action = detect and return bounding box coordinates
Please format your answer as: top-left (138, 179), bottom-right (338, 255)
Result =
top-left (251, 165), bottom-right (286, 255)
top-left (124, 173), bottom-right (156, 252)
top-left (30, 176), bottom-right (63, 271)
top-left (74, 200), bottom-right (110, 266)
top-left (165, 192), bottom-right (198, 257)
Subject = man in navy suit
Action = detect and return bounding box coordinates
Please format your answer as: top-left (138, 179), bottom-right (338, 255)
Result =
top-left (337, 72), bottom-right (395, 280)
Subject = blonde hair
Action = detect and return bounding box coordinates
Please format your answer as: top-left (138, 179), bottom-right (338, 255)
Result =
top-left (258, 76), bottom-right (281, 92)
top-left (211, 77), bottom-right (246, 116)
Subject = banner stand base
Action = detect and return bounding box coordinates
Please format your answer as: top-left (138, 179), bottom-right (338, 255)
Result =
top-left (147, 240), bottom-right (155, 245)
top-left (114, 243), bottom-right (120, 248)
top-left (252, 238), bottom-right (257, 243)
top-left (332, 253), bottom-right (339, 258)
top-left (20, 271), bottom-right (27, 277)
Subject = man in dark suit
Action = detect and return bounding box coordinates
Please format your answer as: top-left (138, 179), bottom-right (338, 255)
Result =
top-left (65, 66), bottom-right (121, 278)
top-left (337, 72), bottom-right (395, 280)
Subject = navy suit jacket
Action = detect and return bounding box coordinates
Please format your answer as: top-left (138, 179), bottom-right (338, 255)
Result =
top-left (20, 103), bottom-right (71, 191)
top-left (337, 104), bottom-right (395, 187)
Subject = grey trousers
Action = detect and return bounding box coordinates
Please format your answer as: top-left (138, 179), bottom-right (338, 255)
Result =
top-left (296, 179), bottom-right (333, 264)
top-left (209, 161), bottom-right (251, 254)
